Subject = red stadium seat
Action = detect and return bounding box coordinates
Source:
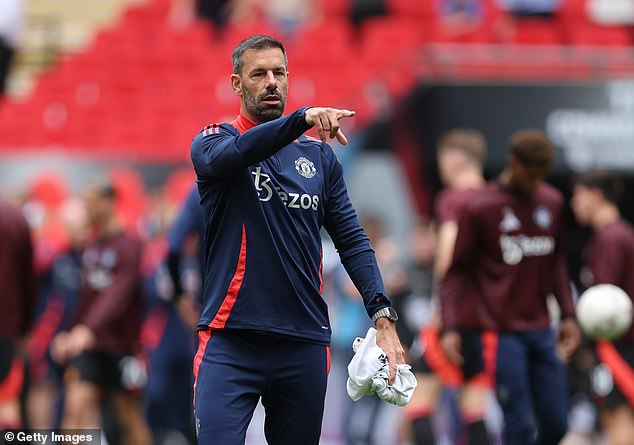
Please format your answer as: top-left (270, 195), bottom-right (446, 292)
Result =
top-left (387, 0), bottom-right (435, 18)
top-left (167, 21), bottom-right (214, 50)
top-left (220, 22), bottom-right (282, 49)
top-left (292, 18), bottom-right (354, 66)
top-left (556, 0), bottom-right (587, 22)
top-left (122, 3), bottom-right (168, 25)
top-left (429, 22), bottom-right (490, 44)
top-left (507, 19), bottom-right (564, 45)
top-left (566, 23), bottom-right (632, 46)
top-left (318, 0), bottom-right (351, 16)
top-left (0, 103), bottom-right (48, 146)
top-left (359, 17), bottom-right (426, 67)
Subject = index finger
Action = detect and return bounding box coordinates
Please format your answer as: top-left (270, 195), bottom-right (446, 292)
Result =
top-left (336, 109), bottom-right (356, 119)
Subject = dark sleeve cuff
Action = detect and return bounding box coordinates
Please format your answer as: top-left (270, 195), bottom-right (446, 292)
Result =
top-left (561, 309), bottom-right (576, 320)
top-left (366, 293), bottom-right (392, 319)
top-left (296, 107), bottom-right (312, 133)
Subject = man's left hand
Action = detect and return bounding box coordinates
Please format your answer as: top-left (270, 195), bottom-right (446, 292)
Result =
top-left (375, 318), bottom-right (406, 385)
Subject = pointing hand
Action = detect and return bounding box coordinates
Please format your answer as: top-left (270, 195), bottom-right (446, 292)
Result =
top-left (304, 107), bottom-right (356, 145)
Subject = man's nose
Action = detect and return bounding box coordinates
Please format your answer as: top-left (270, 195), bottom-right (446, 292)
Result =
top-left (264, 71), bottom-right (277, 88)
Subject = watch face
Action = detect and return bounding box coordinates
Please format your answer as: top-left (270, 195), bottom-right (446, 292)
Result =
top-left (387, 307), bottom-right (398, 321)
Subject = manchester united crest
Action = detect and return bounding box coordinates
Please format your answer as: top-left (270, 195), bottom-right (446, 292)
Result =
top-left (295, 157), bottom-right (316, 179)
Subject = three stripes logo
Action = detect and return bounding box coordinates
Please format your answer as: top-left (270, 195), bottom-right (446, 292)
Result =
top-left (203, 123), bottom-right (221, 137)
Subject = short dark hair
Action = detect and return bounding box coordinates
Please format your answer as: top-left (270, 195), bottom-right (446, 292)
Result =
top-left (437, 128), bottom-right (487, 165)
top-left (574, 170), bottom-right (624, 204)
top-left (509, 129), bottom-right (553, 167)
top-left (232, 34), bottom-right (287, 75)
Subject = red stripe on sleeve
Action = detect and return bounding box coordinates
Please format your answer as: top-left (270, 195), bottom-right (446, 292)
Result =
top-left (28, 298), bottom-right (64, 362)
top-left (0, 359), bottom-right (24, 403)
top-left (209, 224), bottom-right (247, 329)
top-left (481, 330), bottom-right (499, 388)
top-left (596, 340), bottom-right (634, 407)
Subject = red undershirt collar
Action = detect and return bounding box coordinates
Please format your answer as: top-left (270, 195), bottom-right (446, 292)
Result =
top-left (230, 113), bottom-right (258, 133)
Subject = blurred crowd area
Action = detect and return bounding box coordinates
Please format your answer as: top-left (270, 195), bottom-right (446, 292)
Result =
top-left (0, 168), bottom-right (465, 445)
top-left (0, 165), bottom-right (620, 445)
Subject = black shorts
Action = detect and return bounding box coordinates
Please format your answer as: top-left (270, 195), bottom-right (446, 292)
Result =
top-left (0, 339), bottom-right (23, 401)
top-left (591, 340), bottom-right (634, 410)
top-left (67, 350), bottom-right (147, 392)
top-left (0, 339), bottom-right (15, 382)
top-left (418, 327), bottom-right (491, 388)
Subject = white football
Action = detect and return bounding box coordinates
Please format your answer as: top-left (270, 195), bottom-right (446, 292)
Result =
top-left (576, 284), bottom-right (633, 340)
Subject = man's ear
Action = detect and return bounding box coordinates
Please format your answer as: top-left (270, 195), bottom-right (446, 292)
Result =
top-left (230, 74), bottom-right (242, 96)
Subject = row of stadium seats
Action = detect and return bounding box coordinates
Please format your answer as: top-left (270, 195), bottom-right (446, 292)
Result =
top-left (322, 0), bottom-right (634, 46)
top-left (112, 2), bottom-right (634, 48)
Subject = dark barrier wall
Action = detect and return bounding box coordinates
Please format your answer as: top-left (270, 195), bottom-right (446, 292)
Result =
top-left (401, 81), bottom-right (634, 177)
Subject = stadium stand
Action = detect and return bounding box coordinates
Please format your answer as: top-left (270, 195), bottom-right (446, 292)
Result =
top-left (0, 0), bottom-right (633, 162)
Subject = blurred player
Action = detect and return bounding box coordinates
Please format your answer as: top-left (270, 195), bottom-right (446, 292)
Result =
top-left (571, 170), bottom-right (634, 445)
top-left (0, 195), bottom-right (35, 428)
top-left (27, 198), bottom-right (87, 429)
top-left (408, 129), bottom-right (492, 445)
top-left (189, 34), bottom-right (404, 445)
top-left (166, 185), bottom-right (203, 328)
top-left (142, 184), bottom-right (203, 443)
top-left (440, 129), bottom-right (581, 445)
top-left (52, 181), bottom-right (151, 445)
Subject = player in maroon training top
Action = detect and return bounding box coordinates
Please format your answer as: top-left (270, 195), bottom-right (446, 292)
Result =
top-left (52, 181), bottom-right (151, 445)
top-left (572, 170), bottom-right (634, 445)
top-left (0, 197), bottom-right (35, 428)
top-left (440, 130), bottom-right (580, 445)
top-left (408, 129), bottom-right (492, 445)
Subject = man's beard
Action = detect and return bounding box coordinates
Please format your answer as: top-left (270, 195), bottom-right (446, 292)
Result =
top-left (243, 87), bottom-right (286, 123)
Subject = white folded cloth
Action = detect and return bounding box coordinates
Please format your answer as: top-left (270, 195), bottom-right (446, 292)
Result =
top-left (346, 327), bottom-right (417, 406)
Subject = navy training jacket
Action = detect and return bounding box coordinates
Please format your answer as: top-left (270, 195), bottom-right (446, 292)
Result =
top-left (190, 107), bottom-right (390, 345)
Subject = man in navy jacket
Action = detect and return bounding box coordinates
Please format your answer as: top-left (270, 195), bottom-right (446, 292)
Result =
top-left (190, 34), bottom-right (404, 444)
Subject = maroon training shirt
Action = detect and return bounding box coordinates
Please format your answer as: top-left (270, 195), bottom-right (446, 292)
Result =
top-left (435, 187), bottom-right (482, 224)
top-left (74, 231), bottom-right (143, 354)
top-left (435, 187), bottom-right (483, 327)
top-left (440, 181), bottom-right (575, 332)
top-left (0, 198), bottom-right (36, 339)
top-left (581, 218), bottom-right (634, 342)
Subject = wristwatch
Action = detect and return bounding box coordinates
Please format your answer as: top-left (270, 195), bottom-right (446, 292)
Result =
top-left (371, 307), bottom-right (399, 323)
